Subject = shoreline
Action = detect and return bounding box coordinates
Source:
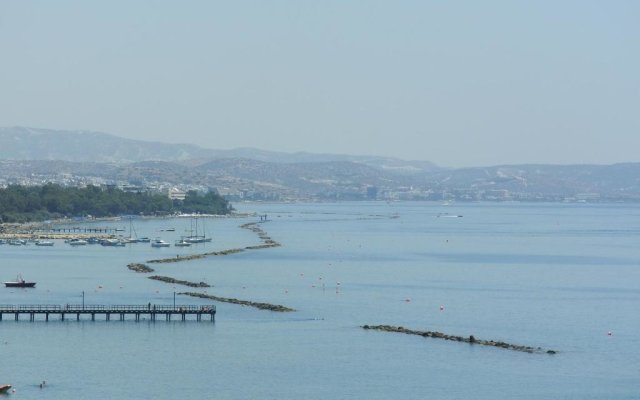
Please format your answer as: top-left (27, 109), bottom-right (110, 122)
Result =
top-left (0, 211), bottom-right (254, 240)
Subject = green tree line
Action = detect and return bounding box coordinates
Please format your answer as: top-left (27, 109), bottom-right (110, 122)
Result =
top-left (0, 184), bottom-right (232, 223)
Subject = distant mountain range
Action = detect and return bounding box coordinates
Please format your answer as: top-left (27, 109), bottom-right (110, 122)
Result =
top-left (0, 127), bottom-right (438, 174)
top-left (1, 126), bottom-right (640, 201)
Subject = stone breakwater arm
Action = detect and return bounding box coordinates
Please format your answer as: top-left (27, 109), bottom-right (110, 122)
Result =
top-left (146, 221), bottom-right (281, 264)
top-left (180, 291), bottom-right (295, 312)
top-left (146, 249), bottom-right (245, 264)
top-left (148, 275), bottom-right (211, 288)
top-left (127, 263), bottom-right (155, 273)
top-left (362, 325), bottom-right (557, 355)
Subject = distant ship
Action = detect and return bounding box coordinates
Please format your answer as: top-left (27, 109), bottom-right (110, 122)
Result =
top-left (4, 274), bottom-right (36, 288)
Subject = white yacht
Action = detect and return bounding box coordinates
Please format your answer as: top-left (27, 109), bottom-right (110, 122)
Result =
top-left (151, 239), bottom-right (171, 248)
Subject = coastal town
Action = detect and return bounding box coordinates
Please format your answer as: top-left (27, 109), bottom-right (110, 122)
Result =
top-left (0, 159), bottom-right (624, 203)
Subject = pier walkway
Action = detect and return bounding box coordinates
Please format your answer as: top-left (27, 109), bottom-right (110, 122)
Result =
top-left (0, 304), bottom-right (216, 322)
top-left (39, 227), bottom-right (119, 234)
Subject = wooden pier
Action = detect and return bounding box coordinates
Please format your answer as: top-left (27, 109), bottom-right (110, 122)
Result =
top-left (0, 304), bottom-right (216, 322)
top-left (41, 227), bottom-right (120, 234)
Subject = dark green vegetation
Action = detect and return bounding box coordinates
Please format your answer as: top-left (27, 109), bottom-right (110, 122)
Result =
top-left (0, 184), bottom-right (232, 223)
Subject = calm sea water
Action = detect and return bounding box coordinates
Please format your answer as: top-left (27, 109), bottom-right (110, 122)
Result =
top-left (1, 202), bottom-right (639, 399)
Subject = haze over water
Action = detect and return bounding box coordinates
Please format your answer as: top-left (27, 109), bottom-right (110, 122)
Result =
top-left (1, 202), bottom-right (639, 399)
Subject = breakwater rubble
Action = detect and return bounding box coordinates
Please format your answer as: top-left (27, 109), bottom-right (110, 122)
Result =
top-left (127, 263), bottom-right (155, 273)
top-left (147, 221), bottom-right (281, 264)
top-left (149, 275), bottom-right (211, 288)
top-left (180, 291), bottom-right (295, 312)
top-left (147, 248), bottom-right (245, 264)
top-left (362, 325), bottom-right (557, 355)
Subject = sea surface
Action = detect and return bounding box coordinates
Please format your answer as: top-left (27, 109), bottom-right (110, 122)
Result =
top-left (1, 202), bottom-right (639, 399)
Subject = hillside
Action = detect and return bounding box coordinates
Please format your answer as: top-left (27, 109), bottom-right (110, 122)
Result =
top-left (0, 127), bottom-right (439, 173)
top-left (1, 127), bottom-right (640, 201)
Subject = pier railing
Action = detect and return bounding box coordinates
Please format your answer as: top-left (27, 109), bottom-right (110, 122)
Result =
top-left (0, 304), bottom-right (216, 322)
top-left (0, 304), bottom-right (214, 312)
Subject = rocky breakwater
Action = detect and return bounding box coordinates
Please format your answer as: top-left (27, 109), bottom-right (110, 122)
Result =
top-left (146, 221), bottom-right (281, 264)
top-left (127, 263), bottom-right (155, 273)
top-left (149, 275), bottom-right (210, 288)
top-left (180, 291), bottom-right (295, 312)
top-left (239, 222), bottom-right (282, 248)
top-left (362, 325), bottom-right (557, 355)
top-left (147, 248), bottom-right (245, 264)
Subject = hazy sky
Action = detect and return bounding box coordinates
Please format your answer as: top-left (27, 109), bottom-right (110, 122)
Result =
top-left (1, 1), bottom-right (638, 167)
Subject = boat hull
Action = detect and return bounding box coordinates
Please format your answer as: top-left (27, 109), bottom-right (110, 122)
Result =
top-left (4, 282), bottom-right (36, 288)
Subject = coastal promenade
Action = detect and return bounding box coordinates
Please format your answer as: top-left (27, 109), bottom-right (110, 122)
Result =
top-left (0, 304), bottom-right (216, 322)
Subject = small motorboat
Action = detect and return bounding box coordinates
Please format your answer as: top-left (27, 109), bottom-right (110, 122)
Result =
top-left (35, 240), bottom-right (54, 246)
top-left (174, 239), bottom-right (191, 247)
top-left (151, 239), bottom-right (170, 248)
top-left (100, 239), bottom-right (126, 247)
top-left (4, 274), bottom-right (36, 288)
top-left (68, 238), bottom-right (88, 246)
top-left (0, 384), bottom-right (12, 393)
